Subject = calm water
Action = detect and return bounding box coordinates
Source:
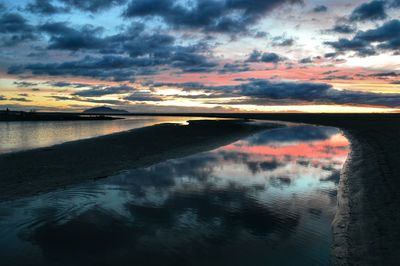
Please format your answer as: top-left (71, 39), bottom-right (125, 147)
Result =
top-left (0, 125), bottom-right (349, 266)
top-left (0, 116), bottom-right (215, 154)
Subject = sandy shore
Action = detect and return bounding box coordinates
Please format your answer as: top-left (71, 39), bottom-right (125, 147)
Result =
top-left (331, 125), bottom-right (400, 265)
top-left (0, 119), bottom-right (279, 202)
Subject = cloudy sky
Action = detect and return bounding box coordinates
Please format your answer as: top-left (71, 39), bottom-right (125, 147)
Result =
top-left (0, 0), bottom-right (399, 112)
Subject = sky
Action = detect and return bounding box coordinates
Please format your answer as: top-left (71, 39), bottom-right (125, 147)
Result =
top-left (0, 0), bottom-right (399, 113)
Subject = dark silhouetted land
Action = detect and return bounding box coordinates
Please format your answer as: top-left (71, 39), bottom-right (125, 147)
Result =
top-left (0, 110), bottom-right (119, 121)
top-left (83, 106), bottom-right (129, 114)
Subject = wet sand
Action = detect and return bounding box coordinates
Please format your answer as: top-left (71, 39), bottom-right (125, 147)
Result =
top-left (331, 123), bottom-right (400, 265)
top-left (0, 119), bottom-right (279, 202)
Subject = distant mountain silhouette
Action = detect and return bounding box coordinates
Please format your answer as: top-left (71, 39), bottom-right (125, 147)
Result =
top-left (83, 106), bottom-right (129, 114)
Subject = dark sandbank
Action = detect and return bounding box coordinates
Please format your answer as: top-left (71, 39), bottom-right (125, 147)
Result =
top-left (0, 119), bottom-right (279, 202)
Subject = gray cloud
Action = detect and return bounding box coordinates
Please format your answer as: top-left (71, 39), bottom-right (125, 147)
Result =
top-left (124, 91), bottom-right (163, 102)
top-left (320, 75), bottom-right (353, 80)
top-left (59, 0), bottom-right (127, 13)
top-left (124, 0), bottom-right (303, 34)
top-left (13, 81), bottom-right (39, 87)
top-left (369, 72), bottom-right (399, 77)
top-left (246, 50), bottom-right (284, 63)
top-left (73, 85), bottom-right (134, 97)
top-left (313, 5), bottom-right (328, 13)
top-left (9, 97), bottom-right (32, 102)
top-left (39, 22), bottom-right (104, 51)
top-left (0, 12), bottom-right (37, 46)
top-left (328, 24), bottom-right (356, 34)
top-left (26, 0), bottom-right (69, 15)
top-left (349, 0), bottom-right (387, 22)
top-left (154, 79), bottom-right (400, 107)
top-left (271, 36), bottom-right (295, 47)
top-left (325, 20), bottom-right (400, 56)
top-left (218, 63), bottom-right (250, 74)
top-left (299, 57), bottom-right (313, 64)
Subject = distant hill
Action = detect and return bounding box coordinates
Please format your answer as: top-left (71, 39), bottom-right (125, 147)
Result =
top-left (83, 106), bottom-right (129, 114)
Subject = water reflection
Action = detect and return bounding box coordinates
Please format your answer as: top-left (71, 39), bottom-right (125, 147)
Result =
top-left (0, 116), bottom-right (216, 154)
top-left (0, 125), bottom-right (349, 266)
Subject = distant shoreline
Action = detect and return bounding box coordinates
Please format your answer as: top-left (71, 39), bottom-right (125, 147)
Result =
top-left (0, 110), bottom-right (120, 121)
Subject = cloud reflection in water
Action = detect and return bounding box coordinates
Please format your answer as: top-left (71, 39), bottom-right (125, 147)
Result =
top-left (0, 125), bottom-right (349, 266)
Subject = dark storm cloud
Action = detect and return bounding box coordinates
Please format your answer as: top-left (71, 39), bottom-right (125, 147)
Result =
top-left (9, 56), bottom-right (137, 81)
top-left (329, 24), bottom-right (356, 34)
top-left (73, 85), bottom-right (134, 97)
top-left (356, 20), bottom-right (400, 42)
top-left (246, 50), bottom-right (284, 63)
top-left (39, 22), bottom-right (104, 51)
top-left (227, 80), bottom-right (331, 100)
top-left (356, 20), bottom-right (400, 51)
top-left (313, 5), bottom-right (328, 12)
top-left (325, 38), bottom-right (368, 52)
top-left (0, 13), bottom-right (33, 33)
top-left (124, 0), bottom-right (303, 34)
top-left (326, 20), bottom-right (400, 56)
top-left (169, 51), bottom-right (218, 73)
top-left (156, 79), bottom-right (400, 107)
top-left (218, 63), bottom-right (250, 73)
top-left (369, 72), bottom-right (399, 77)
top-left (59, 0), bottom-right (127, 13)
top-left (349, 0), bottom-right (387, 22)
top-left (324, 38), bottom-right (375, 57)
top-left (8, 52), bottom-right (209, 81)
top-left (9, 41), bottom-right (217, 77)
top-left (0, 12), bottom-right (37, 46)
top-left (228, 80), bottom-right (400, 107)
top-left (27, 22), bottom-right (218, 74)
top-left (38, 21), bottom-right (185, 57)
top-left (26, 0), bottom-right (68, 15)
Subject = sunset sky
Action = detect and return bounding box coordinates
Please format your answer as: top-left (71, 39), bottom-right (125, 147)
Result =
top-left (0, 0), bottom-right (399, 112)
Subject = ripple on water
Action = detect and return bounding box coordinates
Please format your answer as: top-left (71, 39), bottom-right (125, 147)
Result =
top-left (0, 125), bottom-right (349, 266)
